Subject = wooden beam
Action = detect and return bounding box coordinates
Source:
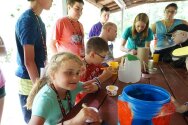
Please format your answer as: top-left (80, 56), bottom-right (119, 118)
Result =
top-left (96, 0), bottom-right (104, 2)
top-left (110, 5), bottom-right (120, 10)
top-left (124, 0), bottom-right (186, 9)
top-left (111, 8), bottom-right (121, 13)
top-left (108, 4), bottom-right (119, 9)
top-left (86, 0), bottom-right (187, 12)
top-left (85, 0), bottom-right (103, 8)
top-left (105, 2), bottom-right (117, 8)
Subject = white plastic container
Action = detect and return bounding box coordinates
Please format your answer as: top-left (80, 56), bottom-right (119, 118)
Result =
top-left (118, 54), bottom-right (141, 83)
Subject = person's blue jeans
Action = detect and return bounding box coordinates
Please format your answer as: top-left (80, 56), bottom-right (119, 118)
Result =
top-left (19, 94), bottom-right (31, 123)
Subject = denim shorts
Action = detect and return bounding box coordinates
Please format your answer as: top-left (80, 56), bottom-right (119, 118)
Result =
top-left (0, 86), bottom-right (5, 98)
top-left (19, 94), bottom-right (31, 123)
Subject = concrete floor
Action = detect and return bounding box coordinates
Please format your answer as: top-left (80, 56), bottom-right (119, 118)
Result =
top-left (1, 63), bottom-right (26, 125)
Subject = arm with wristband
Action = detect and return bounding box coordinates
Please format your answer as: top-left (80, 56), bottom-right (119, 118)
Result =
top-left (82, 69), bottom-right (113, 93)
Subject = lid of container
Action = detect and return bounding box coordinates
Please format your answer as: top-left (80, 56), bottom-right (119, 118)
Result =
top-left (125, 54), bottom-right (139, 61)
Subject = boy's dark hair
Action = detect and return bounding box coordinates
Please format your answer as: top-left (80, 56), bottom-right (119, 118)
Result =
top-left (165, 3), bottom-right (178, 10)
top-left (101, 6), bottom-right (110, 14)
top-left (86, 37), bottom-right (109, 54)
top-left (67, 0), bottom-right (84, 6)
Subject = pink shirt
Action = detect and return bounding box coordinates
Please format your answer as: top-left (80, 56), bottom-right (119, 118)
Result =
top-left (52, 17), bottom-right (85, 57)
top-left (0, 68), bottom-right (5, 88)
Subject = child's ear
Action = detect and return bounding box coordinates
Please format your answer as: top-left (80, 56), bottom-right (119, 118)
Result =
top-left (67, 5), bottom-right (71, 10)
top-left (107, 27), bottom-right (111, 32)
top-left (89, 51), bottom-right (95, 58)
top-left (49, 72), bottom-right (55, 81)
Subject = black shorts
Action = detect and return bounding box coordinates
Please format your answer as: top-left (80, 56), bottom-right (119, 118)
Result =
top-left (0, 86), bottom-right (5, 98)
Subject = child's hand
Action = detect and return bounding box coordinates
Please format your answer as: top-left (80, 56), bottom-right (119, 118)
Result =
top-left (83, 82), bottom-right (98, 93)
top-left (73, 107), bottom-right (101, 124)
top-left (105, 66), bottom-right (118, 74)
top-left (129, 49), bottom-right (137, 55)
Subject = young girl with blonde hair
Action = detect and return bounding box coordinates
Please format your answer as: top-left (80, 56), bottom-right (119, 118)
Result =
top-left (27, 52), bottom-right (100, 125)
top-left (120, 13), bottom-right (153, 55)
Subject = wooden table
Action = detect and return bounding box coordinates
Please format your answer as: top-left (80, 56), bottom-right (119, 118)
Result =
top-left (65, 62), bottom-right (188, 125)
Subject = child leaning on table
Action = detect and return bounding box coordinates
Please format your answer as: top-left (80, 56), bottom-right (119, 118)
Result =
top-left (76, 37), bottom-right (113, 103)
top-left (26, 52), bottom-right (101, 125)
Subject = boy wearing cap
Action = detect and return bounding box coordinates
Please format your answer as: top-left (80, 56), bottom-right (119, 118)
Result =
top-left (170, 24), bottom-right (188, 116)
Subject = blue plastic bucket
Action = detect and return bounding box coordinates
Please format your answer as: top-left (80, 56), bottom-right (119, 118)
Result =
top-left (118, 84), bottom-right (170, 125)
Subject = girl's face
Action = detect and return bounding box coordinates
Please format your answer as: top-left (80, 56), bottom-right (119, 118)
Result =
top-left (135, 21), bottom-right (146, 33)
top-left (68, 2), bottom-right (83, 20)
top-left (52, 60), bottom-right (82, 90)
top-left (164, 7), bottom-right (177, 20)
top-left (38, 0), bottom-right (53, 10)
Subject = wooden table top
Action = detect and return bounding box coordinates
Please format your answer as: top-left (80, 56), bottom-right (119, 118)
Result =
top-left (64, 62), bottom-right (188, 125)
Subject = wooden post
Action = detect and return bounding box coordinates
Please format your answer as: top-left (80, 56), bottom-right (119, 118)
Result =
top-left (62, 0), bottom-right (67, 17)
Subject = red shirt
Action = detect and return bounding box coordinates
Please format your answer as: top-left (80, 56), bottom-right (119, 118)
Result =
top-left (76, 61), bottom-right (103, 103)
top-left (80, 63), bottom-right (103, 81)
top-left (52, 17), bottom-right (85, 57)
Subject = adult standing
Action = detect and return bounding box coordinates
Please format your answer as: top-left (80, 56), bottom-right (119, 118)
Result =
top-left (120, 13), bottom-right (153, 55)
top-left (89, 6), bottom-right (110, 38)
top-left (151, 3), bottom-right (188, 62)
top-left (15, 0), bottom-right (52, 123)
top-left (99, 22), bottom-right (120, 62)
top-left (50, 0), bottom-right (85, 58)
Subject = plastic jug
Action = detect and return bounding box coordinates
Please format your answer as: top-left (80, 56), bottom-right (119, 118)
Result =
top-left (118, 54), bottom-right (141, 83)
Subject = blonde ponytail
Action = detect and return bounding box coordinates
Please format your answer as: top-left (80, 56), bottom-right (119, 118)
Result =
top-left (26, 77), bottom-right (49, 109)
